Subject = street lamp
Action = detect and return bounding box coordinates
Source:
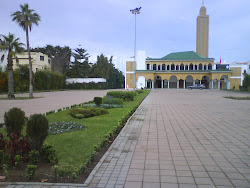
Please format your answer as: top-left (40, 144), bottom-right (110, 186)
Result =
top-left (130, 7), bottom-right (141, 91)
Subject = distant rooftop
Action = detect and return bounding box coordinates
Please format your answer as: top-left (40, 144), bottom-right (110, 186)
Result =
top-left (146, 51), bottom-right (214, 61)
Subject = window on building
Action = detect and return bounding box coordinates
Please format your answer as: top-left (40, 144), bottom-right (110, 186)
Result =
top-left (244, 70), bottom-right (246, 73)
top-left (153, 64), bottom-right (156, 70)
top-left (171, 64), bottom-right (175, 70)
top-left (190, 64), bottom-right (193, 70)
top-left (158, 65), bottom-right (161, 70)
top-left (147, 64), bottom-right (150, 70)
top-left (208, 63), bottom-right (212, 70)
top-left (162, 64), bottom-right (166, 70)
top-left (48, 59), bottom-right (51, 64)
top-left (180, 64), bottom-right (184, 70)
top-left (40, 56), bottom-right (44, 61)
top-left (176, 65), bottom-right (179, 70)
top-left (167, 65), bottom-right (170, 70)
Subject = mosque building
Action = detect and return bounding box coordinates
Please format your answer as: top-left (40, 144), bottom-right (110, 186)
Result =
top-left (125, 3), bottom-right (241, 90)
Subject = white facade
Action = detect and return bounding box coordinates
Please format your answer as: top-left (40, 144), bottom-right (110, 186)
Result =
top-left (66, 78), bottom-right (106, 84)
top-left (0, 51), bottom-right (8, 71)
top-left (13, 52), bottom-right (51, 72)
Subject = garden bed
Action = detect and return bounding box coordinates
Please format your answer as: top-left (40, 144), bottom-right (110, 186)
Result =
top-left (0, 90), bottom-right (150, 183)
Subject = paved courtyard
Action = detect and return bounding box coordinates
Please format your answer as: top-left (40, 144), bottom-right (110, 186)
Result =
top-left (2, 89), bottom-right (250, 188)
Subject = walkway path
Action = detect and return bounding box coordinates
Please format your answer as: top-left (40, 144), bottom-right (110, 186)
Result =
top-left (2, 89), bottom-right (250, 188)
top-left (0, 90), bottom-right (117, 123)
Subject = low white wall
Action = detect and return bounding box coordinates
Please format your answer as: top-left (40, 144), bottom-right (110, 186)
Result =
top-left (66, 78), bottom-right (106, 84)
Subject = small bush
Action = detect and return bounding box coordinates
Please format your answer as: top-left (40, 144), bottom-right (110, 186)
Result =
top-left (69, 108), bottom-right (94, 119)
top-left (26, 114), bottom-right (49, 151)
top-left (102, 96), bottom-right (124, 105)
top-left (29, 150), bottom-right (40, 165)
top-left (25, 165), bottom-right (37, 180)
top-left (14, 155), bottom-right (23, 168)
top-left (94, 97), bottom-right (102, 106)
top-left (40, 144), bottom-right (58, 164)
top-left (4, 107), bottom-right (26, 136)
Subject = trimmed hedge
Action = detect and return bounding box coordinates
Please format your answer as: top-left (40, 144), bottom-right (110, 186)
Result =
top-left (106, 91), bottom-right (136, 101)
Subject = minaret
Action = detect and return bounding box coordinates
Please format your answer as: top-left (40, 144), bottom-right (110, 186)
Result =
top-left (196, 2), bottom-right (209, 58)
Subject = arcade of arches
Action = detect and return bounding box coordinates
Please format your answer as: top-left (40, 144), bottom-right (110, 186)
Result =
top-left (144, 74), bottom-right (231, 89)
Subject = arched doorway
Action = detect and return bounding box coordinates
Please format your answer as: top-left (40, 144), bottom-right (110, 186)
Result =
top-left (137, 75), bottom-right (146, 89)
top-left (169, 75), bottom-right (177, 88)
top-left (179, 79), bottom-right (184, 88)
top-left (201, 76), bottom-right (209, 89)
top-left (220, 75), bottom-right (229, 90)
top-left (186, 75), bottom-right (193, 87)
top-left (147, 79), bottom-right (152, 88)
top-left (154, 76), bottom-right (162, 88)
top-left (164, 79), bottom-right (168, 88)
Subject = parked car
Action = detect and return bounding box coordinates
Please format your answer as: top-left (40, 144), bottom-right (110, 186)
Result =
top-left (188, 84), bottom-right (205, 90)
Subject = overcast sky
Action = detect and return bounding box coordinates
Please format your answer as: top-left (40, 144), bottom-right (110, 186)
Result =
top-left (1, 0), bottom-right (250, 70)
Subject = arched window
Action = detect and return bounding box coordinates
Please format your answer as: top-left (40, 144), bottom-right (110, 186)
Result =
top-left (199, 63), bottom-right (202, 70)
top-left (171, 64), bottom-right (175, 70)
top-left (153, 64), bottom-right (156, 70)
top-left (158, 65), bottom-right (161, 70)
top-left (162, 64), bottom-right (166, 70)
top-left (208, 63), bottom-right (212, 70)
top-left (176, 65), bottom-right (179, 70)
top-left (204, 65), bottom-right (207, 70)
top-left (180, 64), bottom-right (184, 70)
top-left (185, 65), bottom-right (189, 70)
top-left (147, 64), bottom-right (150, 70)
top-left (167, 65), bottom-right (170, 70)
top-left (189, 64), bottom-right (193, 70)
top-left (195, 65), bottom-right (198, 70)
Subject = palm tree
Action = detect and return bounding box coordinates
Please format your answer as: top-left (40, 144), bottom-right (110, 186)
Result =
top-left (0, 33), bottom-right (24, 98)
top-left (11, 3), bottom-right (41, 98)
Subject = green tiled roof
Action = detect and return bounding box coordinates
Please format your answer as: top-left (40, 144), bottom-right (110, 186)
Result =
top-left (147, 51), bottom-right (214, 61)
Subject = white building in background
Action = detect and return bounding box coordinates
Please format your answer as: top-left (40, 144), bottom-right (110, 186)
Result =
top-left (12, 52), bottom-right (51, 72)
top-left (0, 51), bottom-right (8, 71)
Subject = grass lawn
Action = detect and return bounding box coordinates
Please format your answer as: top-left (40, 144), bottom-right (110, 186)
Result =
top-left (0, 90), bottom-right (150, 171)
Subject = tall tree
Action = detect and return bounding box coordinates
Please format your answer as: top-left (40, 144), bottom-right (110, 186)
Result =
top-left (0, 33), bottom-right (24, 98)
top-left (11, 3), bottom-right (41, 98)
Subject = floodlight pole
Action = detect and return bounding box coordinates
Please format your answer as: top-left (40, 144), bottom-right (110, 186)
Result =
top-left (130, 7), bottom-right (141, 91)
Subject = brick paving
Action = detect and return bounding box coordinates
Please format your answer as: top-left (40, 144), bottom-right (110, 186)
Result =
top-left (1, 89), bottom-right (250, 188)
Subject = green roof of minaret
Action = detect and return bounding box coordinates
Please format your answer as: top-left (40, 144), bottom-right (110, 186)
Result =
top-left (147, 51), bottom-right (214, 61)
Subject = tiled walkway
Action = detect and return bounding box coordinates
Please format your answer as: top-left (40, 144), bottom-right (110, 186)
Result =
top-left (2, 89), bottom-right (250, 188)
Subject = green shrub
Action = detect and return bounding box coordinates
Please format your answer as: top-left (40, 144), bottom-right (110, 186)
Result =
top-left (4, 107), bottom-right (26, 136)
top-left (107, 91), bottom-right (136, 101)
top-left (14, 155), bottom-right (23, 168)
top-left (40, 144), bottom-right (58, 164)
top-left (25, 165), bottom-right (37, 180)
top-left (2, 164), bottom-right (8, 177)
top-left (94, 97), bottom-right (102, 106)
top-left (102, 96), bottom-right (124, 105)
top-left (29, 150), bottom-right (40, 165)
top-left (26, 114), bottom-right (49, 151)
top-left (69, 108), bottom-right (94, 119)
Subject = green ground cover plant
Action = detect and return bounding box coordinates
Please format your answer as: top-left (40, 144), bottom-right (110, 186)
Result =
top-left (0, 89), bottom-right (150, 178)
